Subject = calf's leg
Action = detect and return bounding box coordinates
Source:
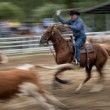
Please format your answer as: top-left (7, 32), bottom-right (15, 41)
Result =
top-left (19, 82), bottom-right (55, 110)
top-left (44, 90), bottom-right (68, 109)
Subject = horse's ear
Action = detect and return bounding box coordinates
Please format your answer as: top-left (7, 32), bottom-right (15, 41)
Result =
top-left (51, 25), bottom-right (55, 30)
top-left (52, 24), bottom-right (58, 30)
top-left (51, 25), bottom-right (56, 35)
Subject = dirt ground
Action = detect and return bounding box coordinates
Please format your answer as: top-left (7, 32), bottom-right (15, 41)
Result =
top-left (0, 53), bottom-right (110, 110)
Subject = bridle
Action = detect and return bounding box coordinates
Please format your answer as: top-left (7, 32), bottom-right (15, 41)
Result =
top-left (41, 28), bottom-right (57, 59)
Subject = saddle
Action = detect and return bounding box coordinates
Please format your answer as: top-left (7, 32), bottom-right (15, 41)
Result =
top-left (68, 39), bottom-right (94, 54)
top-left (67, 37), bottom-right (94, 67)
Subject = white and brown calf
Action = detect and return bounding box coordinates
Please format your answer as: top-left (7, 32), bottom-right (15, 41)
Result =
top-left (0, 64), bottom-right (67, 110)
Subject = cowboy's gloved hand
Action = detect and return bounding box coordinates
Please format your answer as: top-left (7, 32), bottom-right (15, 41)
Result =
top-left (63, 24), bottom-right (69, 28)
top-left (56, 10), bottom-right (61, 16)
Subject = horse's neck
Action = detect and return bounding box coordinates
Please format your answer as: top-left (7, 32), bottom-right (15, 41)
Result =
top-left (51, 31), bottom-right (68, 53)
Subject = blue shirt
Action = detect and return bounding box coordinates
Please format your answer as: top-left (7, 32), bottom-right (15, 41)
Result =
top-left (58, 15), bottom-right (86, 39)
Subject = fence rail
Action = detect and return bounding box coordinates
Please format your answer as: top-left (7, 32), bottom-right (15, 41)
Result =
top-left (0, 36), bottom-right (52, 55)
top-left (0, 31), bottom-right (110, 55)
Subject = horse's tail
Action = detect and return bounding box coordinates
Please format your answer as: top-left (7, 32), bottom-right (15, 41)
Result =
top-left (88, 38), bottom-right (110, 57)
top-left (0, 53), bottom-right (8, 64)
top-left (35, 63), bottom-right (79, 84)
top-left (106, 49), bottom-right (110, 56)
top-left (99, 44), bottom-right (110, 57)
top-left (88, 38), bottom-right (93, 43)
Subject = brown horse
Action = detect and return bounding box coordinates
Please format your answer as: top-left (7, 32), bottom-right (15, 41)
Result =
top-left (40, 25), bottom-right (108, 92)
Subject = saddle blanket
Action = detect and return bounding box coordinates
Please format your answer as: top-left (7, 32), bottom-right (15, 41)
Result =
top-left (68, 40), bottom-right (94, 54)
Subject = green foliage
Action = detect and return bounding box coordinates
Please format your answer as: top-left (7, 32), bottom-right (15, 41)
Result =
top-left (0, 2), bottom-right (24, 20)
top-left (0, 0), bottom-right (109, 22)
top-left (73, 0), bottom-right (110, 9)
top-left (33, 3), bottom-right (66, 21)
top-left (94, 14), bottom-right (106, 31)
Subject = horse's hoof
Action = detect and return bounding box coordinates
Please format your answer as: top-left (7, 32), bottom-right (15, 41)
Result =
top-left (75, 91), bottom-right (80, 94)
top-left (75, 88), bottom-right (81, 94)
top-left (63, 106), bottom-right (70, 110)
top-left (75, 82), bottom-right (83, 93)
top-left (59, 105), bottom-right (70, 110)
top-left (90, 84), bottom-right (104, 92)
top-left (68, 81), bottom-right (73, 84)
top-left (75, 89), bottom-right (81, 94)
top-left (52, 83), bottom-right (62, 89)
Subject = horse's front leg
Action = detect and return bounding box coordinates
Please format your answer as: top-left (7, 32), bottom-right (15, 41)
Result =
top-left (52, 67), bottom-right (72, 89)
top-left (52, 77), bottom-right (62, 89)
top-left (90, 67), bottom-right (104, 92)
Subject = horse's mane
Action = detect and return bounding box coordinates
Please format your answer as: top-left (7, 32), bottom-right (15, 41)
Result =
top-left (56, 25), bottom-right (72, 34)
top-left (52, 26), bottom-right (70, 43)
top-left (54, 26), bottom-right (73, 42)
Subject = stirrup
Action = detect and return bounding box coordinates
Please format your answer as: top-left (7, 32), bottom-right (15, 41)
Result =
top-left (72, 59), bottom-right (80, 66)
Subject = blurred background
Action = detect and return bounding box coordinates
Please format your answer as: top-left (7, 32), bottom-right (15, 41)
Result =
top-left (0, 1), bottom-right (110, 110)
top-left (0, 0), bottom-right (109, 55)
top-left (0, 0), bottom-right (109, 37)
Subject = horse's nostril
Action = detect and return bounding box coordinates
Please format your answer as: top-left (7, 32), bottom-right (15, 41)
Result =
top-left (40, 37), bottom-right (43, 43)
top-left (40, 40), bottom-right (43, 44)
top-left (40, 39), bottom-right (46, 45)
top-left (40, 37), bottom-right (48, 46)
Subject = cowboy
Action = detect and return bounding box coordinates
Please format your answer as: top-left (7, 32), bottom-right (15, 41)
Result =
top-left (56, 10), bottom-right (86, 65)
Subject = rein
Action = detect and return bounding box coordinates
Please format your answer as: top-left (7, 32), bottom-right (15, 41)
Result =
top-left (47, 42), bottom-right (56, 59)
top-left (47, 32), bottom-right (57, 59)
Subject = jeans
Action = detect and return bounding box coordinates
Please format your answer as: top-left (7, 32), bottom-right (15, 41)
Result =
top-left (74, 36), bottom-right (86, 62)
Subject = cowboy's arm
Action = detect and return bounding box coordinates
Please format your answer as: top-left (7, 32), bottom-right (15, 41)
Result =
top-left (69, 21), bottom-right (82, 31)
top-left (57, 15), bottom-right (70, 24)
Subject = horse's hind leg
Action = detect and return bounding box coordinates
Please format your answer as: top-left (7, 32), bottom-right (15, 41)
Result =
top-left (90, 66), bottom-right (104, 92)
top-left (97, 67), bottom-right (104, 83)
top-left (76, 65), bottom-right (93, 92)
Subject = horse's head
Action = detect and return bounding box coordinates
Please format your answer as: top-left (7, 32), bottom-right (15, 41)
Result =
top-left (40, 25), bottom-right (55, 45)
